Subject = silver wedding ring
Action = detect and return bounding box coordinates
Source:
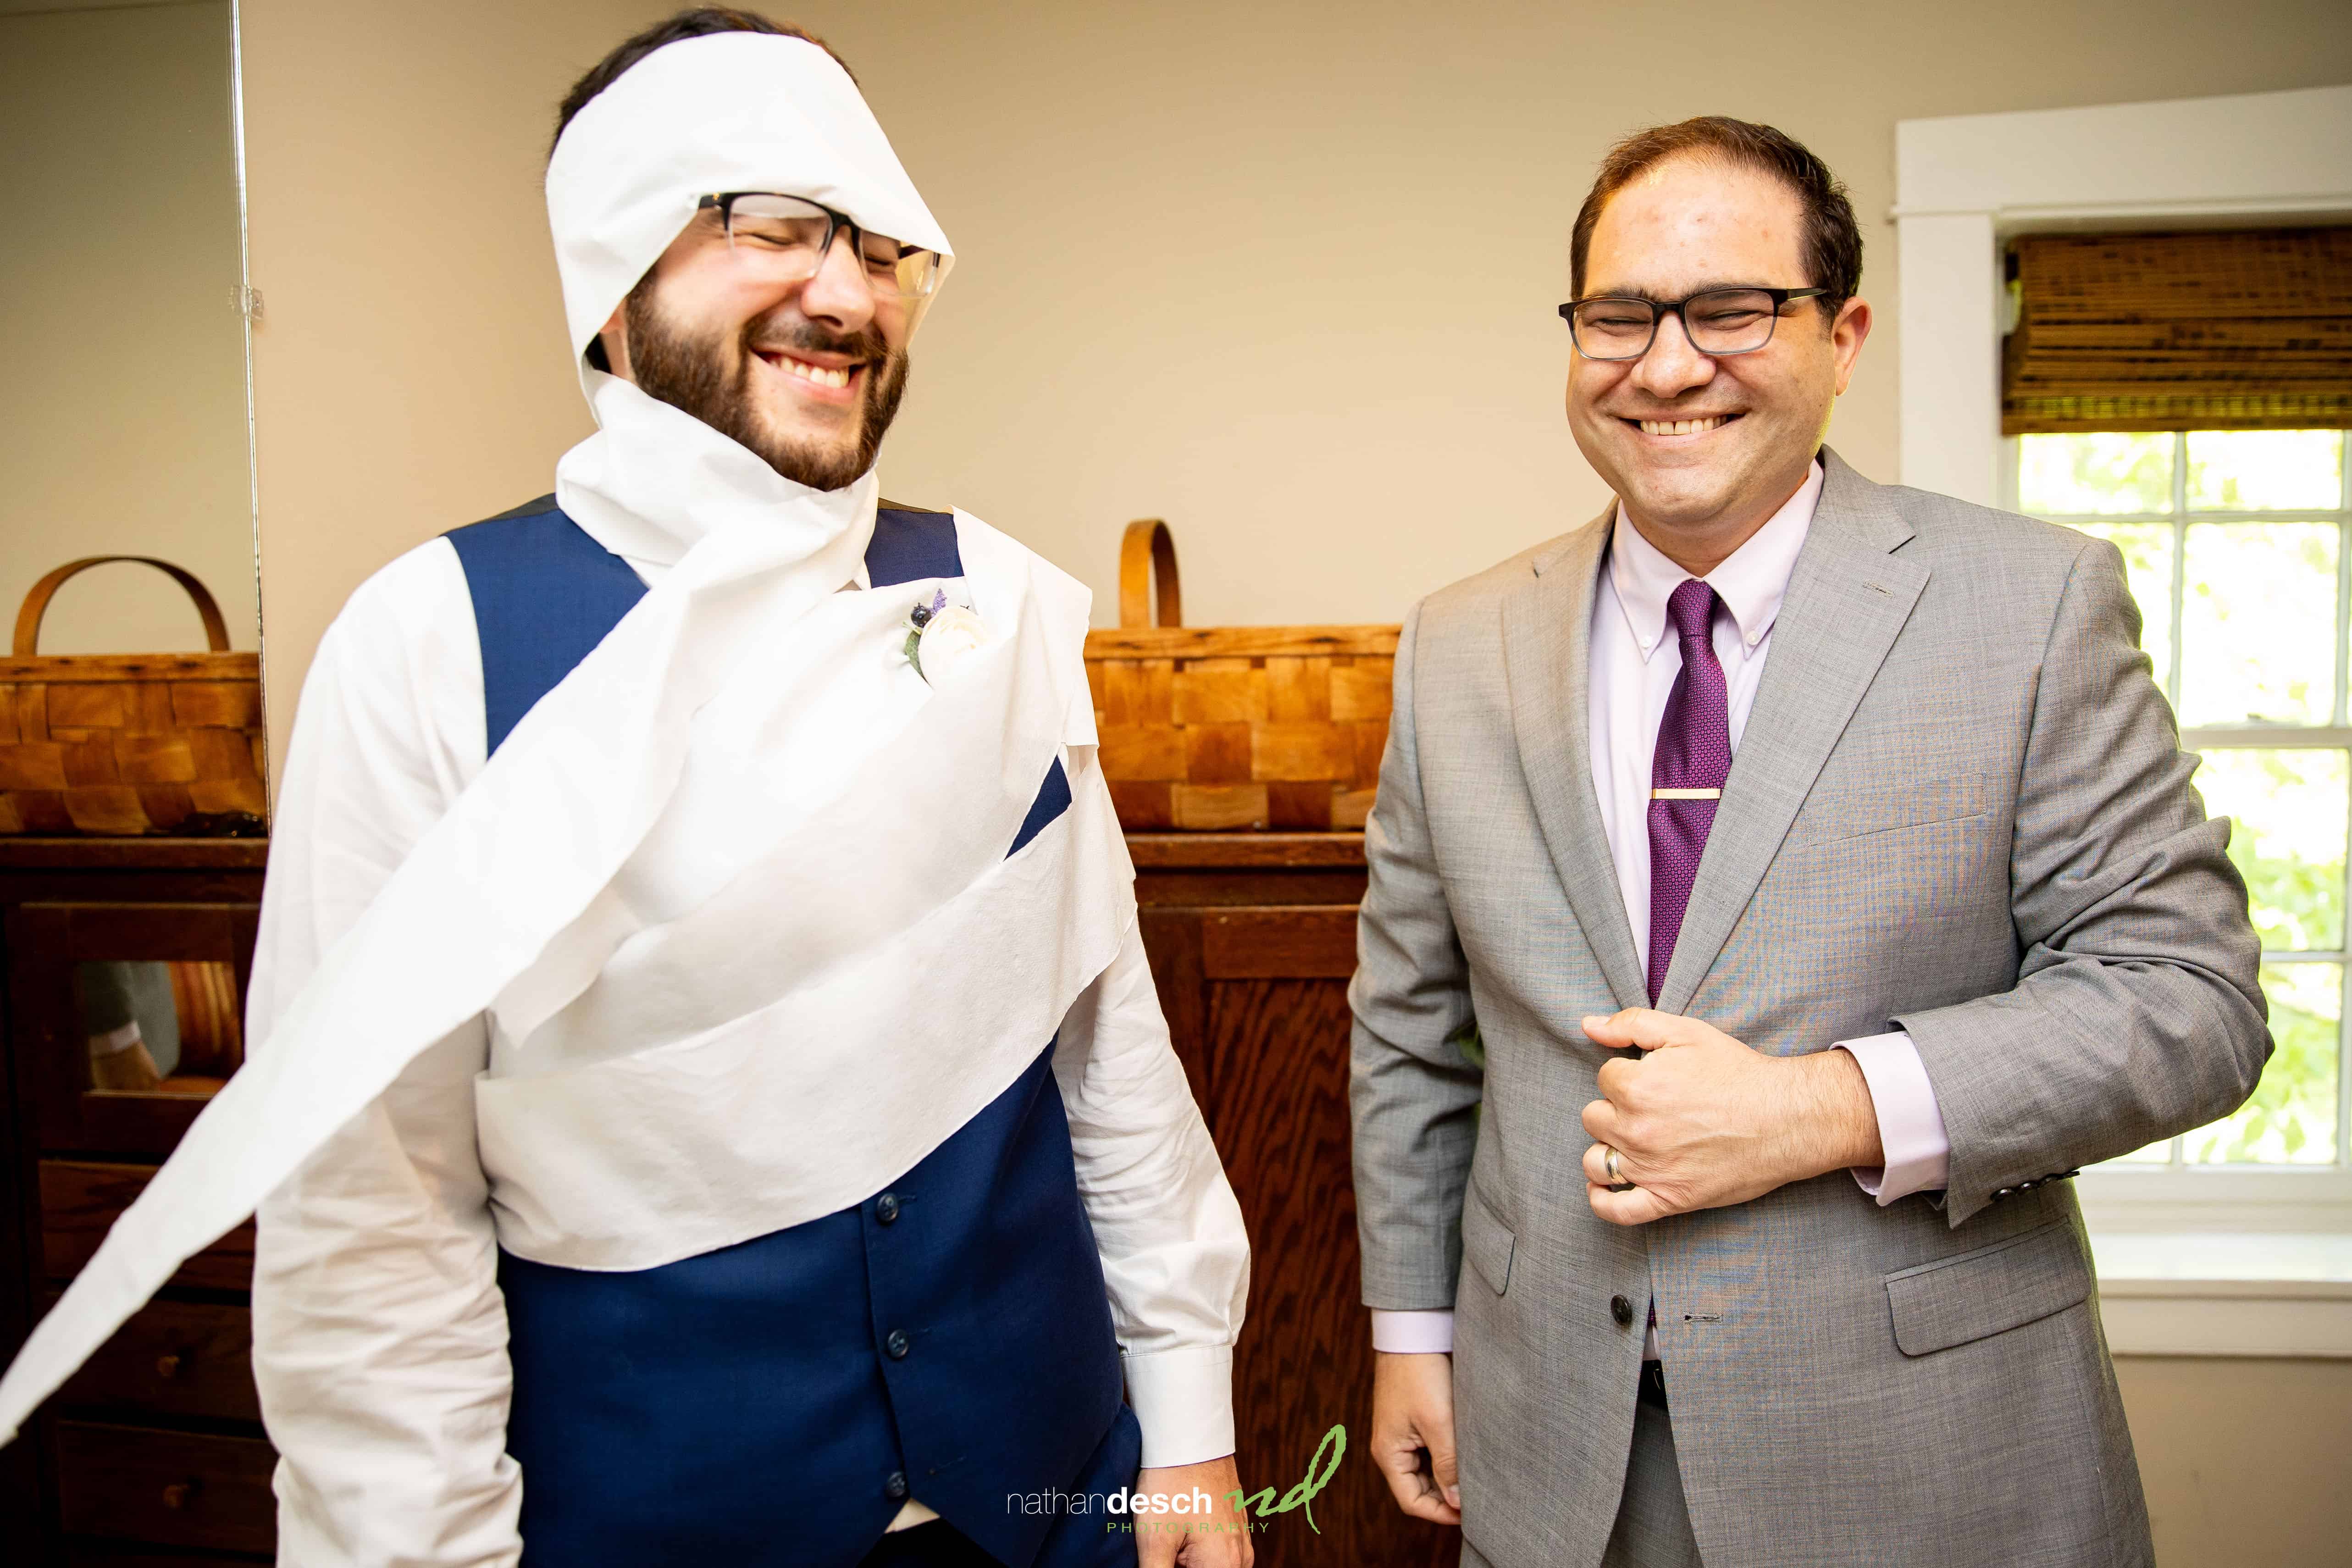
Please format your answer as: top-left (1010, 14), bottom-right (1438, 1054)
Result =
top-left (1602, 1145), bottom-right (1625, 1186)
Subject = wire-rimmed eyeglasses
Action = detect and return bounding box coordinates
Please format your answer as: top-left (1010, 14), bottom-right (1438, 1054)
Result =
top-left (1558, 286), bottom-right (1827, 360)
top-left (697, 192), bottom-right (942, 301)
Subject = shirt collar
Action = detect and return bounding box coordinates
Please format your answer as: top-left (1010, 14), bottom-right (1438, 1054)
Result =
top-left (1606, 458), bottom-right (1823, 660)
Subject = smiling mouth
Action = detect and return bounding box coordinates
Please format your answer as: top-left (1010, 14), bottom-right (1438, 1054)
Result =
top-left (755, 349), bottom-right (861, 390)
top-left (1627, 414), bottom-right (1739, 436)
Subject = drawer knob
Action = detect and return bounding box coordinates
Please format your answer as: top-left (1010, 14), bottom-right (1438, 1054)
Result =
top-left (155, 1353), bottom-right (183, 1380)
top-left (162, 1480), bottom-right (200, 1510)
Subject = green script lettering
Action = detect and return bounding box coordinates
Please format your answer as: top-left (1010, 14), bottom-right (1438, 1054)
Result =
top-left (1223, 1424), bottom-right (1348, 1535)
top-left (1224, 1483), bottom-right (1277, 1518)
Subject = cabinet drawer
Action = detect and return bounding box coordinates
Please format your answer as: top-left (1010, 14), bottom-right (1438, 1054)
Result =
top-left (52, 1296), bottom-right (259, 1423)
top-left (1201, 906), bottom-right (1360, 978)
top-left (54, 1421), bottom-right (277, 1555)
top-left (41, 1162), bottom-right (255, 1291)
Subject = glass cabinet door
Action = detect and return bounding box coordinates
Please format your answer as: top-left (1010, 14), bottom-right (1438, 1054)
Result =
top-left (7, 903), bottom-right (255, 1157)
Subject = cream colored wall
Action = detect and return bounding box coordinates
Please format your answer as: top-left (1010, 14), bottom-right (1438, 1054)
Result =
top-left (240, 0), bottom-right (2352, 775)
top-left (821, 0), bottom-right (2352, 629)
top-left (240, 0), bottom-right (656, 772)
top-left (234, 12), bottom-right (2352, 1562)
top-left (2117, 1355), bottom-right (2352, 1565)
top-left (0, 0), bottom-right (252, 657)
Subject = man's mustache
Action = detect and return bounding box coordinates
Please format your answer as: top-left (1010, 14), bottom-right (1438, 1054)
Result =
top-left (743, 319), bottom-right (890, 367)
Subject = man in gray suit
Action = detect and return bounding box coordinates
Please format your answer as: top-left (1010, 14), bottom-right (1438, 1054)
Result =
top-left (1348, 116), bottom-right (2269, 1568)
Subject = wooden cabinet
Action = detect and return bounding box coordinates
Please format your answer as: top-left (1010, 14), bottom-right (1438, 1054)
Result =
top-left (1133, 833), bottom-right (1458, 1568)
top-left (38, 1164), bottom-right (256, 1293)
top-left (0, 839), bottom-right (271, 1566)
top-left (51, 1297), bottom-right (258, 1425)
top-left (53, 1423), bottom-right (277, 1556)
top-left (2, 831), bottom-right (1444, 1565)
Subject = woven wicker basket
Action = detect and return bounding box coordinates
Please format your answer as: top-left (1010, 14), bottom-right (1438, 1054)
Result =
top-left (0, 556), bottom-right (266, 836)
top-left (1082, 521), bottom-right (1400, 831)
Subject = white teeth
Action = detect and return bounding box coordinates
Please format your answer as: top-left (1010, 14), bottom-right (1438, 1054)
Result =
top-left (1638, 416), bottom-right (1727, 436)
top-left (773, 356), bottom-right (852, 388)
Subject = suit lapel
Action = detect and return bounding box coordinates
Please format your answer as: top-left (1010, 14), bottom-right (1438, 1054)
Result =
top-left (1654, 450), bottom-right (1928, 1016)
top-left (1502, 506), bottom-right (1650, 1011)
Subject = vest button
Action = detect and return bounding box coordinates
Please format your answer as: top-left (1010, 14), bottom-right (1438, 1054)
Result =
top-left (1610, 1294), bottom-right (1635, 1328)
top-left (885, 1470), bottom-right (909, 1502)
top-left (885, 1329), bottom-right (911, 1360)
top-left (876, 1192), bottom-right (901, 1224)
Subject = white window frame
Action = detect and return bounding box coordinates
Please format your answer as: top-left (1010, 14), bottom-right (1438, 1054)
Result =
top-left (1894, 87), bottom-right (2352, 1352)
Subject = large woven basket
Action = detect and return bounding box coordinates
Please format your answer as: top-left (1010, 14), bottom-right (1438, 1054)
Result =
top-left (0, 557), bottom-right (266, 836)
top-left (1083, 521), bottom-right (1400, 831)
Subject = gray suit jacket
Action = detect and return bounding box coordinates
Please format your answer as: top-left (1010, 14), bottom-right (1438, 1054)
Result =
top-left (1348, 450), bottom-right (2269, 1568)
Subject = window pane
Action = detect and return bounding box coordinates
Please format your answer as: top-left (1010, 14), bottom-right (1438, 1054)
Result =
top-left (2184, 963), bottom-right (2340, 1164)
top-left (2178, 522), bottom-right (2338, 726)
top-left (2075, 523), bottom-right (2175, 690)
top-left (2186, 430), bottom-right (2345, 512)
top-left (2019, 432), bottom-right (2175, 515)
top-left (2193, 748), bottom-right (2348, 951)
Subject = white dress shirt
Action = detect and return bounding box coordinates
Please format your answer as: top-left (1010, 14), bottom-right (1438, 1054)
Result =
top-left (1371, 463), bottom-right (1951, 1357)
top-left (252, 537), bottom-right (1246, 1566)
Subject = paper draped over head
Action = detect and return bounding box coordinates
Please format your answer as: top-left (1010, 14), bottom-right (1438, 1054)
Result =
top-left (544, 30), bottom-right (955, 382)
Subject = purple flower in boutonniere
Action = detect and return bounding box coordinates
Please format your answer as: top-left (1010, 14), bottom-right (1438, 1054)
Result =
top-left (903, 588), bottom-right (991, 686)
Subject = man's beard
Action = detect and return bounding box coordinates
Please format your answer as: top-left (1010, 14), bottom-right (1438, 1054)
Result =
top-left (622, 283), bottom-right (909, 492)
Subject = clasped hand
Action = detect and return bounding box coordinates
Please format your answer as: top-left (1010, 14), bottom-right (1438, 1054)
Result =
top-left (1577, 1008), bottom-right (1881, 1226)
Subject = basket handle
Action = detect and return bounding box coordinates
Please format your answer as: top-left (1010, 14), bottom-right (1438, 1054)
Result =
top-left (1118, 520), bottom-right (1183, 629)
top-left (14, 556), bottom-right (232, 657)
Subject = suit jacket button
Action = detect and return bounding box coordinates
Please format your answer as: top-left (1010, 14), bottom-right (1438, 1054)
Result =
top-left (1994, 1187), bottom-right (2014, 1199)
top-left (885, 1470), bottom-right (909, 1501)
top-left (1610, 1294), bottom-right (1635, 1327)
top-left (877, 1192), bottom-right (901, 1224)
top-left (885, 1329), bottom-right (911, 1359)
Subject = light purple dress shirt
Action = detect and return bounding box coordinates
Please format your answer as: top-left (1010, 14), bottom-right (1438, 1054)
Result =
top-left (1372, 463), bottom-right (1952, 1357)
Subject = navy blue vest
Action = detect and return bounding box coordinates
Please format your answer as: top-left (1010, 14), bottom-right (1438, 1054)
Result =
top-left (446, 499), bottom-right (1136, 1568)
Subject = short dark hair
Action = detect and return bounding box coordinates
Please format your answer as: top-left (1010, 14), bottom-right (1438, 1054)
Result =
top-left (552, 8), bottom-right (852, 158)
top-left (1569, 116), bottom-right (1863, 320)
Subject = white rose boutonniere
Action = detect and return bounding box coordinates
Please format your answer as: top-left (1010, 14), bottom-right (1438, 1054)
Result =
top-left (903, 589), bottom-right (993, 687)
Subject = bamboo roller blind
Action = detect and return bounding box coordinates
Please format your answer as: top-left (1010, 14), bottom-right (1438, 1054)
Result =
top-left (2002, 226), bottom-right (2352, 435)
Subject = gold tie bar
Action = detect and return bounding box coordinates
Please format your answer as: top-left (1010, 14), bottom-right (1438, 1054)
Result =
top-left (1651, 787), bottom-right (1721, 800)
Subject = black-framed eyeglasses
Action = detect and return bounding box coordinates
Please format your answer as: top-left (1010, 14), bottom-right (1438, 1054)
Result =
top-left (696, 192), bottom-right (941, 300)
top-left (1558, 286), bottom-right (1827, 360)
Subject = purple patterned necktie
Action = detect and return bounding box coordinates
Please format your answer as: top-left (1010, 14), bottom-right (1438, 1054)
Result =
top-left (1647, 579), bottom-right (1730, 1004)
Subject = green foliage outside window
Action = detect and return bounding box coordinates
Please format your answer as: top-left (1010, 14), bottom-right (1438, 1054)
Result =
top-left (2025, 428), bottom-right (2350, 1171)
top-left (2187, 965), bottom-right (2339, 1164)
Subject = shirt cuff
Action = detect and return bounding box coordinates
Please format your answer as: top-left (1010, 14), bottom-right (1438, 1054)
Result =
top-left (1370, 1309), bottom-right (1455, 1354)
top-left (1838, 1031), bottom-right (1952, 1205)
top-left (1121, 1344), bottom-right (1234, 1468)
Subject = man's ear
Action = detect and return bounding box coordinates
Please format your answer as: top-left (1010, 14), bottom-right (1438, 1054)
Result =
top-left (1829, 296), bottom-right (1871, 397)
top-left (593, 302), bottom-right (630, 381)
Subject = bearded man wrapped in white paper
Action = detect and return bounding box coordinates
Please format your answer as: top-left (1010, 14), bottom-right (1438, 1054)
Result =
top-left (0, 14), bottom-right (1251, 1568)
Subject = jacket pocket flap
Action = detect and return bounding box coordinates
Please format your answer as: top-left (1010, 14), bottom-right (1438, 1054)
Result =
top-left (1795, 771), bottom-right (1990, 845)
top-left (1461, 1186), bottom-right (1515, 1297)
top-left (1884, 1220), bottom-right (2089, 1357)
